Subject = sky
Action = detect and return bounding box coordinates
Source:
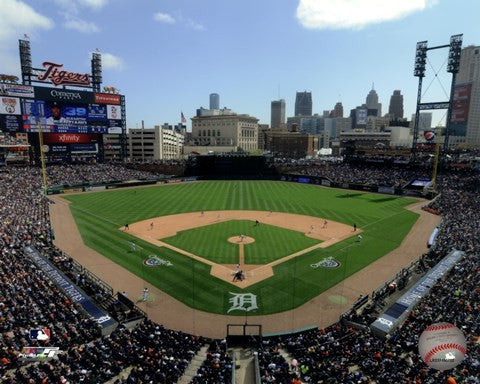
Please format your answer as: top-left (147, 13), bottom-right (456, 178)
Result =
top-left (1, 0), bottom-right (479, 130)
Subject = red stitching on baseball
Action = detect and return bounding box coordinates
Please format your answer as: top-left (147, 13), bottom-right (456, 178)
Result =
top-left (424, 343), bottom-right (466, 364)
top-left (425, 323), bottom-right (455, 332)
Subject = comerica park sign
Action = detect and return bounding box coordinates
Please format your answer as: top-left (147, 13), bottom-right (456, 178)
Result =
top-left (37, 62), bottom-right (90, 87)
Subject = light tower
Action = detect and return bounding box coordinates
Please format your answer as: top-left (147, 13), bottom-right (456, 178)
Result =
top-left (411, 34), bottom-right (463, 159)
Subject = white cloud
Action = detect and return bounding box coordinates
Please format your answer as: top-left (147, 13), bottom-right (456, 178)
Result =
top-left (153, 11), bottom-right (205, 31)
top-left (64, 17), bottom-right (100, 33)
top-left (101, 52), bottom-right (125, 71)
top-left (77, 0), bottom-right (109, 9)
top-left (0, 0), bottom-right (53, 41)
top-left (153, 12), bottom-right (176, 24)
top-left (0, 0), bottom-right (53, 75)
top-left (296, 0), bottom-right (437, 30)
top-left (185, 18), bottom-right (205, 31)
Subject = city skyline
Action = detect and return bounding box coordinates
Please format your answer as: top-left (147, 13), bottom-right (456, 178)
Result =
top-left (1, 0), bottom-right (479, 130)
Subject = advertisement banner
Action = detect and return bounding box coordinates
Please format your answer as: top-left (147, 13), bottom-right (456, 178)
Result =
top-left (23, 246), bottom-right (116, 329)
top-left (107, 127), bottom-right (122, 134)
top-left (0, 115), bottom-right (23, 132)
top-left (94, 93), bottom-right (121, 105)
top-left (0, 84), bottom-right (34, 98)
top-left (378, 186), bottom-right (395, 195)
top-left (1, 97), bottom-right (22, 115)
top-left (106, 104), bottom-right (122, 120)
top-left (450, 83), bottom-right (472, 137)
top-left (356, 108), bottom-right (367, 126)
top-left (42, 133), bottom-right (99, 144)
top-left (34, 86), bottom-right (94, 104)
top-left (71, 143), bottom-right (98, 153)
top-left (48, 144), bottom-right (69, 153)
top-left (321, 179), bottom-right (331, 187)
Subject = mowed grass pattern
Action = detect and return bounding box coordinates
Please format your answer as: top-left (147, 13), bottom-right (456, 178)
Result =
top-left (162, 220), bottom-right (320, 264)
top-left (64, 181), bottom-right (419, 315)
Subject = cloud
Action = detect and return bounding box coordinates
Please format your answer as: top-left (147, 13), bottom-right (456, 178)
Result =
top-left (64, 17), bottom-right (100, 33)
top-left (296, 0), bottom-right (437, 30)
top-left (0, 0), bottom-right (53, 74)
top-left (153, 12), bottom-right (176, 24)
top-left (0, 0), bottom-right (53, 41)
top-left (184, 18), bottom-right (205, 31)
top-left (101, 52), bottom-right (126, 71)
top-left (153, 11), bottom-right (205, 31)
top-left (77, 0), bottom-right (109, 9)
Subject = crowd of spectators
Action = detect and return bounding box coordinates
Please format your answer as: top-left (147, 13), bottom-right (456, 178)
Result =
top-left (0, 165), bottom-right (205, 383)
top-left (191, 339), bottom-right (233, 384)
top-left (1, 160), bottom-right (479, 383)
top-left (278, 160), bottom-right (432, 187)
top-left (45, 163), bottom-right (160, 186)
top-left (257, 171), bottom-right (480, 383)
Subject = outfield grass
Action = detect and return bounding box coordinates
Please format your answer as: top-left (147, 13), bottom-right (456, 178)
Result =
top-left (162, 220), bottom-right (320, 264)
top-left (64, 181), bottom-right (419, 315)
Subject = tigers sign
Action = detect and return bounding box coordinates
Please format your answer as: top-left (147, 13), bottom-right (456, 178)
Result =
top-left (37, 62), bottom-right (90, 87)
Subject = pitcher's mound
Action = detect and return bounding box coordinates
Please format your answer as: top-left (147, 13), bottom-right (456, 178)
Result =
top-left (228, 236), bottom-right (255, 244)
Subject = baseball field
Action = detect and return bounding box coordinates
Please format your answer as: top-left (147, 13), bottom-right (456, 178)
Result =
top-left (62, 180), bottom-right (420, 316)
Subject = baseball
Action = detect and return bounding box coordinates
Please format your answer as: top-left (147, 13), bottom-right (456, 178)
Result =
top-left (418, 322), bottom-right (467, 371)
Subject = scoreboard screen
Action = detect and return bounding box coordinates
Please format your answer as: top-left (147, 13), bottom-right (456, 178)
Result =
top-left (20, 86), bottom-right (123, 134)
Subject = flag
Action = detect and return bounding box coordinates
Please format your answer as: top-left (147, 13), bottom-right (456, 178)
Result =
top-left (181, 112), bottom-right (186, 124)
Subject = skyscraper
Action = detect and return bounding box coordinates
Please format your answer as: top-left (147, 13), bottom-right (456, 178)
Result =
top-left (452, 45), bottom-right (480, 146)
top-left (271, 99), bottom-right (286, 129)
top-left (209, 93), bottom-right (220, 110)
top-left (388, 90), bottom-right (404, 119)
top-left (332, 102), bottom-right (344, 118)
top-left (411, 112), bottom-right (432, 131)
top-left (366, 86), bottom-right (382, 117)
top-left (295, 91), bottom-right (312, 116)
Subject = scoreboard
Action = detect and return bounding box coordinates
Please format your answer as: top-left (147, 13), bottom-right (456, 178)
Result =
top-left (0, 83), bottom-right (125, 161)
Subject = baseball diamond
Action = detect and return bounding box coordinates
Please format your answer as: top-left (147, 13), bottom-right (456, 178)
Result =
top-left (50, 180), bottom-right (440, 337)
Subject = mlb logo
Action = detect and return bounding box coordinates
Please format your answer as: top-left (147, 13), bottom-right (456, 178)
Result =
top-left (29, 328), bottom-right (50, 341)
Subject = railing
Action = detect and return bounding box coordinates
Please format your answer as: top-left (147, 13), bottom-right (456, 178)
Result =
top-left (253, 351), bottom-right (261, 384)
top-left (50, 249), bottom-right (146, 323)
top-left (231, 351), bottom-right (236, 384)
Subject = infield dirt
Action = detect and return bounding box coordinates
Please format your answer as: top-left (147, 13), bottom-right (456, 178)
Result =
top-left (128, 210), bottom-right (360, 288)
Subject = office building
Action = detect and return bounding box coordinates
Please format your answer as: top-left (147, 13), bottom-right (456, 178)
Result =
top-left (366, 87), bottom-right (382, 117)
top-left (294, 91), bottom-right (312, 116)
top-left (196, 107), bottom-right (233, 117)
top-left (411, 112), bottom-right (432, 132)
top-left (350, 106), bottom-right (368, 128)
top-left (331, 102), bottom-right (344, 118)
top-left (366, 116), bottom-right (391, 132)
top-left (271, 99), bottom-right (286, 130)
top-left (388, 90), bottom-right (404, 119)
top-left (191, 113), bottom-right (259, 152)
top-left (209, 93), bottom-right (220, 110)
top-left (128, 125), bottom-right (184, 162)
top-left (264, 130), bottom-right (318, 158)
top-left (451, 45), bottom-right (480, 146)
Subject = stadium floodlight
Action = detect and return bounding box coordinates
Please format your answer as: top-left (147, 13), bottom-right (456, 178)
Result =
top-left (19, 39), bottom-right (33, 84)
top-left (414, 41), bottom-right (428, 78)
top-left (447, 34), bottom-right (463, 74)
top-left (91, 52), bottom-right (103, 92)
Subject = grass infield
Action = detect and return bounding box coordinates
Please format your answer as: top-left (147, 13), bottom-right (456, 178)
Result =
top-left (162, 220), bottom-right (321, 264)
top-left (64, 180), bottom-right (419, 315)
